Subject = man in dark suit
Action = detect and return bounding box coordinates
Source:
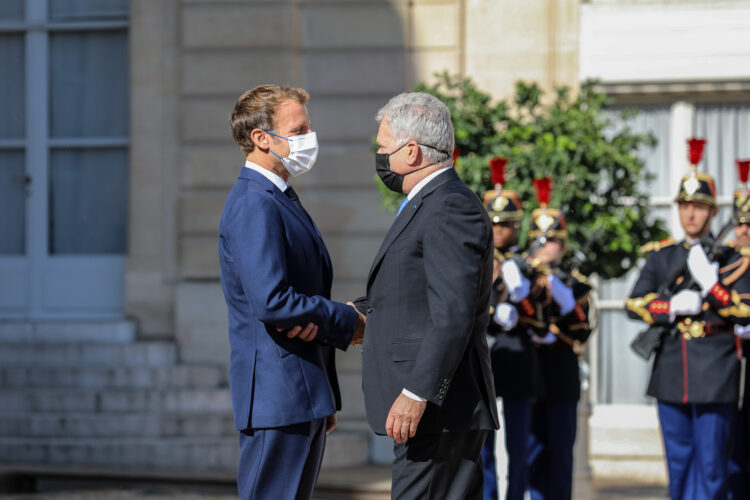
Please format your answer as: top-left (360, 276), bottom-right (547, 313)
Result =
top-left (357, 92), bottom-right (499, 499)
top-left (219, 85), bottom-right (364, 500)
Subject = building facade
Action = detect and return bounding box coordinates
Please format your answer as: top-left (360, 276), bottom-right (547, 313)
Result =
top-left (3, 0), bottom-right (749, 483)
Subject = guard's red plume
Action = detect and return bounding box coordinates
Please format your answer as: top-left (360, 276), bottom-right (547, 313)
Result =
top-left (489, 157), bottom-right (507, 186)
top-left (737, 159), bottom-right (750, 184)
top-left (687, 138), bottom-right (707, 166)
top-left (533, 177), bottom-right (552, 207)
top-left (452, 148), bottom-right (460, 164)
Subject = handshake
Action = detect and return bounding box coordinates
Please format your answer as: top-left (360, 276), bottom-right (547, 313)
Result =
top-left (276, 301), bottom-right (367, 346)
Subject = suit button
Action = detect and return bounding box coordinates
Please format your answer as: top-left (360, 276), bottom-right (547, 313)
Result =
top-left (366, 306), bottom-right (373, 314)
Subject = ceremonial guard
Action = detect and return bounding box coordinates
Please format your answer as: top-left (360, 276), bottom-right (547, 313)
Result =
top-left (523, 178), bottom-right (592, 500)
top-left (480, 158), bottom-right (540, 500)
top-left (626, 139), bottom-right (750, 499)
top-left (729, 159), bottom-right (750, 497)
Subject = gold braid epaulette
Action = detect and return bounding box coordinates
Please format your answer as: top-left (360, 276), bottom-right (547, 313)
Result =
top-left (640, 237), bottom-right (676, 254)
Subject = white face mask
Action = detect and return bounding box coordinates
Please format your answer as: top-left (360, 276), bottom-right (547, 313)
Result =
top-left (265, 130), bottom-right (319, 177)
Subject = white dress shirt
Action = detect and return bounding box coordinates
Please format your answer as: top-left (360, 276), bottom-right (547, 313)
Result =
top-left (245, 160), bottom-right (288, 193)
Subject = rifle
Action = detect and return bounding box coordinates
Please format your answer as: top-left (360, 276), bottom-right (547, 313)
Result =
top-left (555, 222), bottom-right (604, 291)
top-left (630, 218), bottom-right (736, 361)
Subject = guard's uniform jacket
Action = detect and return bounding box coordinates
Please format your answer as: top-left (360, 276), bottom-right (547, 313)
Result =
top-left (523, 268), bottom-right (592, 403)
top-left (626, 238), bottom-right (750, 404)
top-left (488, 249), bottom-right (541, 400)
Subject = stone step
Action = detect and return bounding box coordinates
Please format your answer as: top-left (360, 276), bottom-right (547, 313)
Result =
top-left (0, 432), bottom-right (369, 469)
top-left (0, 388), bottom-right (232, 413)
top-left (0, 412), bottom-right (236, 438)
top-left (0, 365), bottom-right (223, 389)
top-left (0, 341), bottom-right (177, 366)
top-left (0, 320), bottom-right (136, 343)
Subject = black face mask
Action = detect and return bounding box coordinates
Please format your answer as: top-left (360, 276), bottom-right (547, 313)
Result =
top-left (375, 143), bottom-right (451, 194)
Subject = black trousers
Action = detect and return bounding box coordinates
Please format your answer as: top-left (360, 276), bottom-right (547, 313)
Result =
top-left (392, 430), bottom-right (487, 500)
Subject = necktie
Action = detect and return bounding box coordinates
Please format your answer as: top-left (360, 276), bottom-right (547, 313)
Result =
top-left (285, 186), bottom-right (320, 235)
top-left (285, 186), bottom-right (305, 213)
top-left (397, 198), bottom-right (409, 217)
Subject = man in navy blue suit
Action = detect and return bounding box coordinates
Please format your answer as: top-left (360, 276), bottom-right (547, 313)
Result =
top-left (219, 85), bottom-right (365, 499)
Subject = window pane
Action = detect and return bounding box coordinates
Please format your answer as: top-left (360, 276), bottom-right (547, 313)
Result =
top-left (695, 103), bottom-right (750, 198)
top-left (49, 0), bottom-right (128, 21)
top-left (0, 151), bottom-right (26, 254)
top-left (0, 35), bottom-right (25, 138)
top-left (49, 149), bottom-right (128, 254)
top-left (0, 1), bottom-right (24, 21)
top-left (49, 31), bottom-right (129, 138)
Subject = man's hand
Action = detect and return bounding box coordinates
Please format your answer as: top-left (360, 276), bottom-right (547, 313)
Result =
top-left (669, 289), bottom-right (702, 320)
top-left (325, 414), bottom-right (337, 435)
top-left (547, 274), bottom-right (576, 315)
top-left (347, 302), bottom-right (366, 345)
top-left (501, 259), bottom-right (530, 302)
top-left (276, 322), bottom-right (318, 342)
top-left (385, 393), bottom-right (427, 443)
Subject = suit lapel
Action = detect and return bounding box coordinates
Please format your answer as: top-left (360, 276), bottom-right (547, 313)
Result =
top-left (367, 169), bottom-right (458, 289)
top-left (241, 169), bottom-right (333, 274)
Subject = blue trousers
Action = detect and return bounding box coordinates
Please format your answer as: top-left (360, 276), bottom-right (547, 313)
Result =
top-left (658, 401), bottom-right (741, 500)
top-left (237, 417), bottom-right (326, 500)
top-left (481, 399), bottom-right (531, 500)
top-left (527, 401), bottom-right (577, 500)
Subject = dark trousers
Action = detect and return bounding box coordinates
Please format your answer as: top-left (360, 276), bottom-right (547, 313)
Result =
top-left (527, 401), bottom-right (577, 500)
top-left (392, 430), bottom-right (488, 500)
top-left (658, 401), bottom-right (739, 500)
top-left (732, 404), bottom-right (749, 499)
top-left (237, 417), bottom-right (326, 500)
top-left (481, 429), bottom-right (498, 500)
top-left (481, 398), bottom-right (532, 500)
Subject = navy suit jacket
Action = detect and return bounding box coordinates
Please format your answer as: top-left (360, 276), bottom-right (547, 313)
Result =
top-left (218, 167), bottom-right (356, 431)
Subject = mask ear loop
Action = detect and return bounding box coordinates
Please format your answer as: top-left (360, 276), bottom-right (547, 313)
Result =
top-left (263, 130), bottom-right (289, 161)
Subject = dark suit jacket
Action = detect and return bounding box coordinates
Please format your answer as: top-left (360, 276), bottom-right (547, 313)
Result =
top-left (218, 168), bottom-right (356, 431)
top-left (359, 168), bottom-right (499, 436)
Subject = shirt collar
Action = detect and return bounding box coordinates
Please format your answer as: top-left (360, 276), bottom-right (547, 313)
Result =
top-left (407, 166), bottom-right (452, 201)
top-left (244, 160), bottom-right (288, 192)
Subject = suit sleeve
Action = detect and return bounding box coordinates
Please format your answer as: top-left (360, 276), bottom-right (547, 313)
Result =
top-left (625, 252), bottom-right (672, 325)
top-left (406, 193), bottom-right (491, 405)
top-left (224, 196), bottom-right (356, 350)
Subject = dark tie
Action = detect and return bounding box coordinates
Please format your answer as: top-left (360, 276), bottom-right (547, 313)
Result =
top-left (285, 186), bottom-right (320, 235)
top-left (284, 186), bottom-right (305, 213)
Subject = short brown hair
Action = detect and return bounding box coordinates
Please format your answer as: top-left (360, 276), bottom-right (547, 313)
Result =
top-left (230, 85), bottom-right (310, 156)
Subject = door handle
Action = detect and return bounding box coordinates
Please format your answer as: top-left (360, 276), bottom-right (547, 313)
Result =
top-left (12, 173), bottom-right (31, 186)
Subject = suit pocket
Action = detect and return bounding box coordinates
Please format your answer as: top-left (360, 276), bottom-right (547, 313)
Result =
top-left (391, 339), bottom-right (422, 362)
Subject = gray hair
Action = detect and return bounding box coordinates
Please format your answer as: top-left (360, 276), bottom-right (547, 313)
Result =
top-left (375, 92), bottom-right (454, 164)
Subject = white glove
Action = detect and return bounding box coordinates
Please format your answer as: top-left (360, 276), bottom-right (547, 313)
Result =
top-left (531, 330), bottom-right (557, 345)
top-left (501, 259), bottom-right (530, 302)
top-left (494, 302), bottom-right (519, 329)
top-left (547, 274), bottom-right (576, 315)
top-left (687, 244), bottom-right (719, 296)
top-left (669, 289), bottom-right (702, 320)
top-left (735, 324), bottom-right (750, 339)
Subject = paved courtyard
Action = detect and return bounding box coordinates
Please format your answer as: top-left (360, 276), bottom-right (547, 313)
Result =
top-left (1, 466), bottom-right (670, 500)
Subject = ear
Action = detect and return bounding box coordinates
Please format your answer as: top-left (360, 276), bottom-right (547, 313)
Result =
top-left (711, 206), bottom-right (719, 218)
top-left (405, 140), bottom-right (421, 166)
top-left (250, 129), bottom-right (268, 150)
